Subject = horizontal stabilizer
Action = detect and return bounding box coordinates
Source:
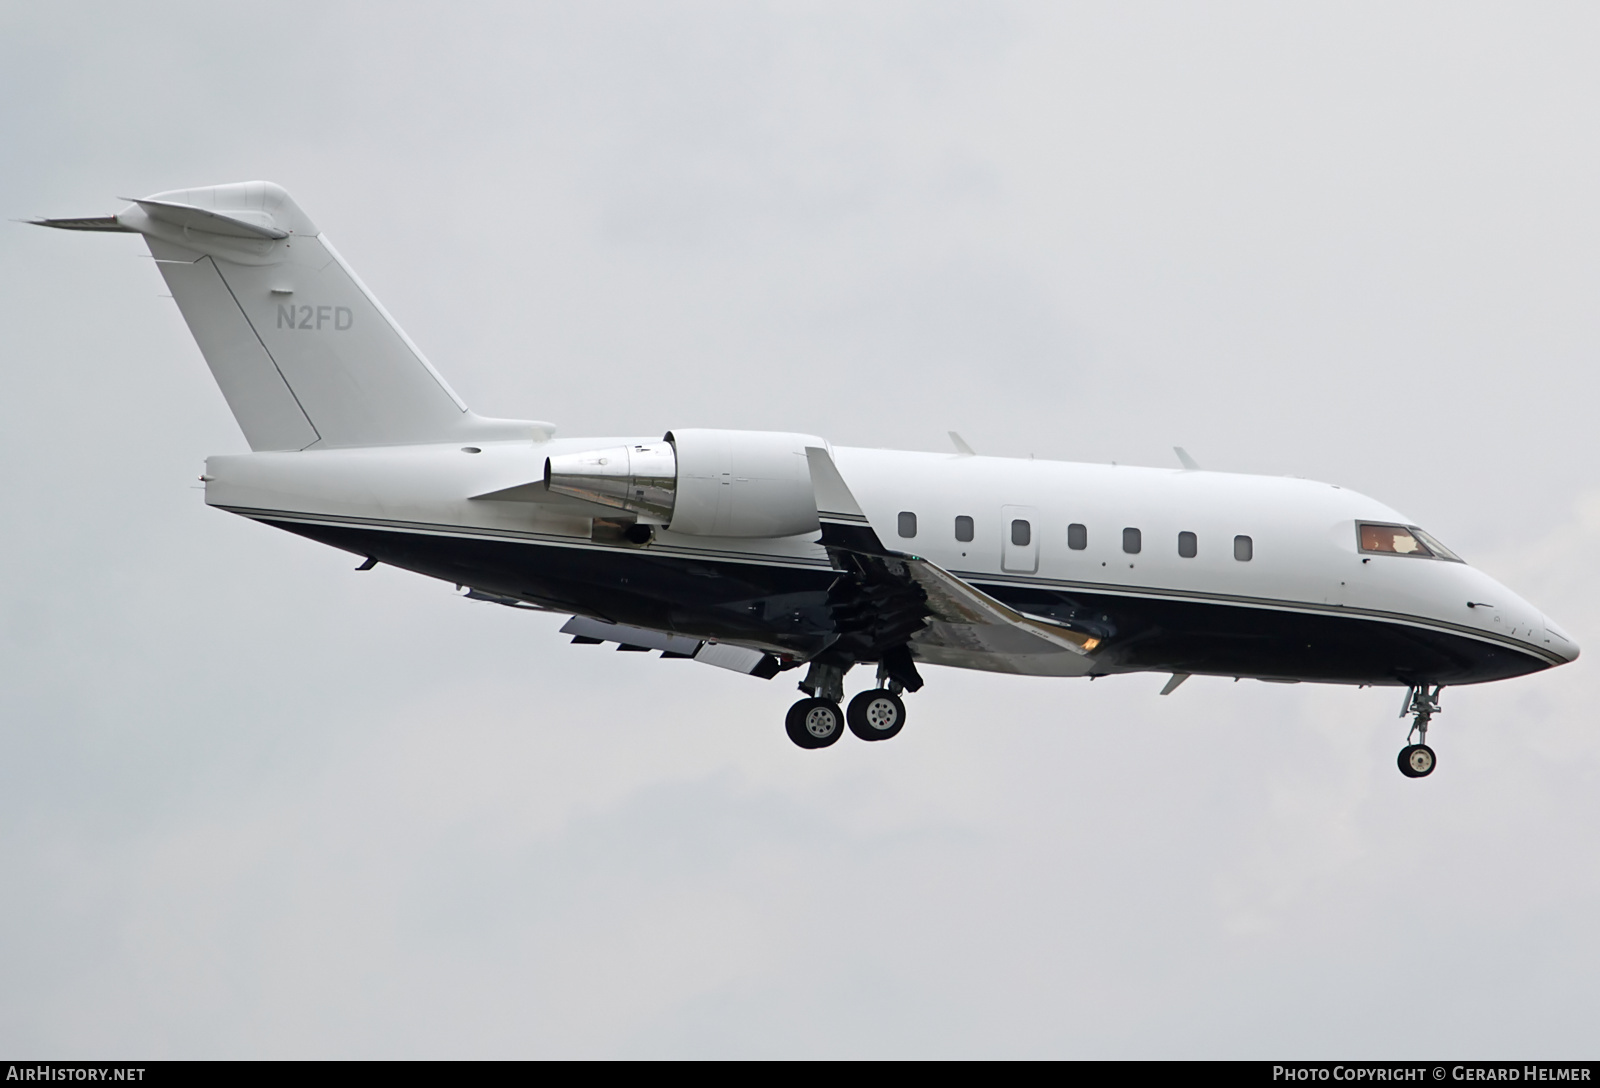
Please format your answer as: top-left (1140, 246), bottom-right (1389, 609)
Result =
top-left (28, 215), bottom-right (134, 232)
top-left (125, 196), bottom-right (289, 239)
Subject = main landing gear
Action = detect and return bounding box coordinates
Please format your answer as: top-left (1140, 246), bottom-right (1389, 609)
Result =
top-left (1397, 684), bottom-right (1441, 778)
top-left (784, 660), bottom-right (911, 750)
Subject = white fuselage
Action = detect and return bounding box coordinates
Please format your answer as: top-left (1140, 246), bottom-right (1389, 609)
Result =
top-left (202, 437), bottom-right (1577, 679)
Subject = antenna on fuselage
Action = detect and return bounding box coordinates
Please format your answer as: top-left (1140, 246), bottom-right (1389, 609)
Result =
top-left (949, 431), bottom-right (976, 456)
top-left (1174, 447), bottom-right (1201, 470)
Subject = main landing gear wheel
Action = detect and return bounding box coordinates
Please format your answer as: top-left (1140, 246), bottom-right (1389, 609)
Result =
top-left (786, 697), bottom-right (845, 750)
top-left (847, 689), bottom-right (906, 741)
top-left (1398, 744), bottom-right (1437, 778)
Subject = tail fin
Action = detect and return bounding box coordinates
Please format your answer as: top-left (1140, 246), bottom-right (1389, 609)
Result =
top-left (40, 181), bottom-right (545, 450)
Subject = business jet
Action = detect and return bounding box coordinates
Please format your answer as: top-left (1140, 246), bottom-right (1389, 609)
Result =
top-left (33, 181), bottom-right (1579, 775)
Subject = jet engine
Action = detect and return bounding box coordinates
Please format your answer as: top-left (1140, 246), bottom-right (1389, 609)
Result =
top-left (544, 429), bottom-right (824, 538)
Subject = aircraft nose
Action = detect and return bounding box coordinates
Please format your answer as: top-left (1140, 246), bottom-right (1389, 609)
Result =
top-left (1543, 615), bottom-right (1581, 663)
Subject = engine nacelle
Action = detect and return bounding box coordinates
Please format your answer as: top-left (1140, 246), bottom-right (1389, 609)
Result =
top-left (544, 429), bottom-right (824, 538)
top-left (666, 428), bottom-right (823, 537)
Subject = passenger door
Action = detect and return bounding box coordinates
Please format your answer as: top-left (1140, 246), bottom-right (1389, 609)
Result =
top-left (1001, 505), bottom-right (1039, 574)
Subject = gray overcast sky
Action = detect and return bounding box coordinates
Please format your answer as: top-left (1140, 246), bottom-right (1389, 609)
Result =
top-left (2, 1), bottom-right (1598, 1057)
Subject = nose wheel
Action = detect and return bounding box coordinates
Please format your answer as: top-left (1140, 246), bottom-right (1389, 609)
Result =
top-left (1398, 743), bottom-right (1437, 778)
top-left (1397, 684), bottom-right (1442, 778)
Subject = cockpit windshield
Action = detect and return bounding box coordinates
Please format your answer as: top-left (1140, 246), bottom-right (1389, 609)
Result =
top-left (1357, 523), bottom-right (1464, 563)
top-left (1409, 527), bottom-right (1462, 562)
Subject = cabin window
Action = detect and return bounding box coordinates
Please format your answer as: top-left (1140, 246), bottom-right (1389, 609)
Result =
top-left (897, 511), bottom-right (918, 539)
top-left (1011, 519), bottom-right (1031, 547)
top-left (1358, 523), bottom-right (1460, 561)
top-left (1178, 531), bottom-right (1197, 558)
top-left (1234, 535), bottom-right (1253, 561)
top-left (1067, 523), bottom-right (1087, 550)
top-left (954, 515), bottom-right (974, 542)
top-left (1123, 527), bottom-right (1142, 554)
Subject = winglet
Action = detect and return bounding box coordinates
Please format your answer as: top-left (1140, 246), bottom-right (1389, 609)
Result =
top-left (949, 431), bottom-right (976, 456)
top-left (806, 447), bottom-right (892, 556)
top-left (806, 447), bottom-right (866, 522)
top-left (1174, 447), bottom-right (1200, 471)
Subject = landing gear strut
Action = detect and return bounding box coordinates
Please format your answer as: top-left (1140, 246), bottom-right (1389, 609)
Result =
top-left (1397, 684), bottom-right (1441, 778)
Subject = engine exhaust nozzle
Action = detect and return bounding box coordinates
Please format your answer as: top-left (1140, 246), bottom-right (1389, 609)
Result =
top-left (543, 442), bottom-right (677, 523)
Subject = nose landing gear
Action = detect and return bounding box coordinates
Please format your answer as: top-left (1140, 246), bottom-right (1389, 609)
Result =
top-left (1397, 684), bottom-right (1441, 778)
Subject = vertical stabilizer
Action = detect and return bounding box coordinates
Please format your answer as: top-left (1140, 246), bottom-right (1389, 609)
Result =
top-left (73, 181), bottom-right (539, 450)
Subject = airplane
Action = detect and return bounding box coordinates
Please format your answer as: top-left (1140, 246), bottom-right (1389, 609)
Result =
top-left (32, 181), bottom-right (1580, 776)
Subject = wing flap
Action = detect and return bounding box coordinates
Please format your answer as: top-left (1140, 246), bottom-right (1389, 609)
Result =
top-left (903, 559), bottom-right (1100, 656)
top-left (802, 445), bottom-right (1104, 671)
top-left (558, 616), bottom-right (782, 678)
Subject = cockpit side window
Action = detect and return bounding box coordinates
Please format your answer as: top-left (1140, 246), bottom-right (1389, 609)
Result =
top-left (1357, 523), bottom-right (1462, 562)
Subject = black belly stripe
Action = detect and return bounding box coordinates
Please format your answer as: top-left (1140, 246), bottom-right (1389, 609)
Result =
top-left (239, 509), bottom-right (1555, 686)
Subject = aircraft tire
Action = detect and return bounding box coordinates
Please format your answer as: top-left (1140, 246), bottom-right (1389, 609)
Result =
top-left (1398, 744), bottom-right (1437, 778)
top-left (786, 697), bottom-right (845, 749)
top-left (847, 689), bottom-right (906, 741)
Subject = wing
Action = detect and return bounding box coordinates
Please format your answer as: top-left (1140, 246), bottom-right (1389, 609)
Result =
top-left (805, 448), bottom-right (1104, 681)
